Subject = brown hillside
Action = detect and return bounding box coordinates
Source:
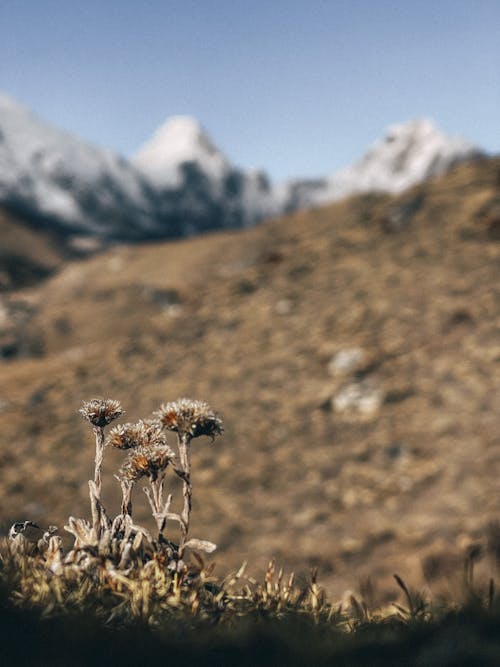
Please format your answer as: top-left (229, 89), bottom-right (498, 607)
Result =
top-left (0, 209), bottom-right (65, 290)
top-left (2, 157), bottom-right (500, 597)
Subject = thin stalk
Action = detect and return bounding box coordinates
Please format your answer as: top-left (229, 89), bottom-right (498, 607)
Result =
top-left (144, 480), bottom-right (177, 535)
top-left (93, 426), bottom-right (105, 494)
top-left (120, 480), bottom-right (133, 517)
top-left (177, 433), bottom-right (192, 558)
top-left (92, 425), bottom-right (105, 536)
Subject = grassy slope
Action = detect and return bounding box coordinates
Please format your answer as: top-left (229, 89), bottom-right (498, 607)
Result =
top-left (1, 157), bottom-right (500, 598)
top-left (0, 209), bottom-right (69, 290)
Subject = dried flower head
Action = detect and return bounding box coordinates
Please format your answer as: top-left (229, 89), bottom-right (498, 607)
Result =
top-left (156, 398), bottom-right (223, 440)
top-left (107, 423), bottom-right (142, 450)
top-left (138, 419), bottom-right (168, 447)
top-left (79, 399), bottom-right (124, 428)
top-left (107, 420), bottom-right (166, 450)
top-left (119, 444), bottom-right (174, 482)
top-left (120, 451), bottom-right (150, 483)
top-left (146, 443), bottom-right (175, 480)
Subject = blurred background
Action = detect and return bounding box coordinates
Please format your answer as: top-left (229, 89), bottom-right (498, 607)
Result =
top-left (1, 0), bottom-right (500, 598)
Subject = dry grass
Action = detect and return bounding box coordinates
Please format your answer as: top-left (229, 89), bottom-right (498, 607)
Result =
top-left (2, 395), bottom-right (338, 627)
top-left (2, 395), bottom-right (500, 666)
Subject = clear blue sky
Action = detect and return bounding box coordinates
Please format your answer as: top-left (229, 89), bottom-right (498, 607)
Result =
top-left (1, 0), bottom-right (499, 181)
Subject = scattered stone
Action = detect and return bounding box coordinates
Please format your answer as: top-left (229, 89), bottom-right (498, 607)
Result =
top-left (328, 347), bottom-right (365, 377)
top-left (332, 378), bottom-right (384, 420)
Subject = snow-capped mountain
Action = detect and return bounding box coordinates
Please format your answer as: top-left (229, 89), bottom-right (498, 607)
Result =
top-left (133, 116), bottom-right (230, 188)
top-left (0, 94), bottom-right (278, 241)
top-left (0, 93), bottom-right (158, 240)
top-left (0, 93), bottom-right (483, 244)
top-left (132, 115), bottom-right (282, 227)
top-left (287, 119), bottom-right (481, 210)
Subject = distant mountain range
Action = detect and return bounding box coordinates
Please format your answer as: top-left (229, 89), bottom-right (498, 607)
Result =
top-left (0, 93), bottom-right (483, 243)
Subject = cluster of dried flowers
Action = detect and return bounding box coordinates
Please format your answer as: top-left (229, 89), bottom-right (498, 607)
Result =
top-left (8, 397), bottom-right (222, 576)
top-left (77, 397), bottom-right (222, 568)
top-left (3, 398), bottom-right (340, 627)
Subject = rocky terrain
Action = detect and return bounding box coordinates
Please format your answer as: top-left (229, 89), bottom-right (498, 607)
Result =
top-left (1, 156), bottom-right (500, 599)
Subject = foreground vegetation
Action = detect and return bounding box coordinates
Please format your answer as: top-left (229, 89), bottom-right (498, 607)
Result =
top-left (2, 397), bottom-right (500, 665)
top-left (3, 547), bottom-right (500, 666)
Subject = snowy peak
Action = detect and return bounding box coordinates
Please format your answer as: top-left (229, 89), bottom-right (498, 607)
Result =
top-left (132, 115), bottom-right (230, 186)
top-left (344, 118), bottom-right (477, 190)
top-left (0, 93), bottom-right (154, 236)
top-left (289, 119), bottom-right (481, 209)
top-left (326, 118), bottom-right (479, 201)
top-left (0, 94), bottom-right (279, 240)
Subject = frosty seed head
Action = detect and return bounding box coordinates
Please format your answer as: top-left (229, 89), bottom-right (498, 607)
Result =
top-left (107, 420), bottom-right (166, 450)
top-left (79, 399), bottom-right (124, 428)
top-left (155, 398), bottom-right (223, 441)
top-left (119, 444), bottom-right (175, 483)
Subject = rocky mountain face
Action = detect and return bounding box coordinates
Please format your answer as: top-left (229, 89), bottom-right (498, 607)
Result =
top-left (0, 94), bottom-right (483, 245)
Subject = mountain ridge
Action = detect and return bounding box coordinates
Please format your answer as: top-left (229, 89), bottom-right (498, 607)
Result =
top-left (0, 93), bottom-right (485, 244)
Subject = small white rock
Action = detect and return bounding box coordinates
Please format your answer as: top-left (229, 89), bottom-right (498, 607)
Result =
top-left (332, 378), bottom-right (384, 419)
top-left (328, 347), bottom-right (365, 376)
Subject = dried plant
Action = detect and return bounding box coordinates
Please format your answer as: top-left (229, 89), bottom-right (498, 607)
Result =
top-left (155, 398), bottom-right (223, 559)
top-left (2, 395), bottom-right (337, 630)
top-left (77, 397), bottom-right (221, 571)
top-left (80, 398), bottom-right (124, 536)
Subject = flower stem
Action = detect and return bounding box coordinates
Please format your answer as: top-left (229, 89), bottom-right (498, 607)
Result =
top-left (120, 480), bottom-right (133, 517)
top-left (92, 425), bottom-right (105, 536)
top-left (177, 433), bottom-right (192, 558)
